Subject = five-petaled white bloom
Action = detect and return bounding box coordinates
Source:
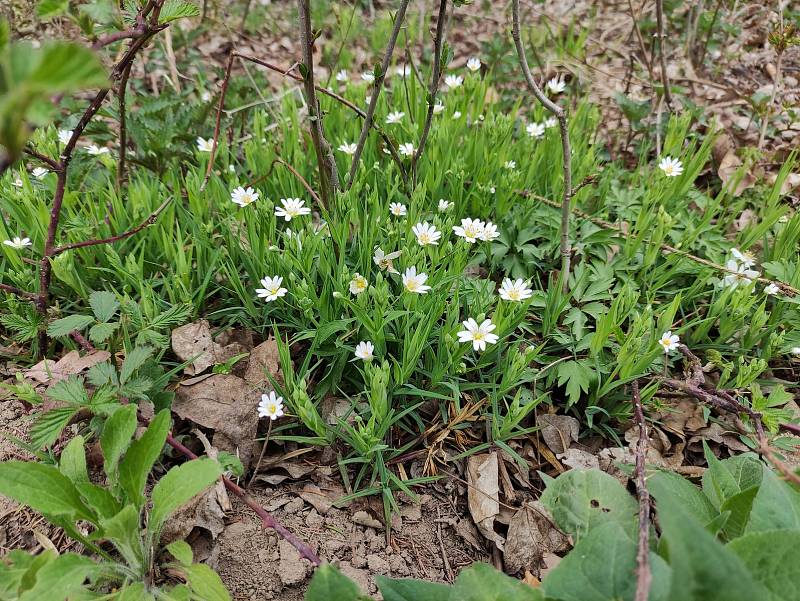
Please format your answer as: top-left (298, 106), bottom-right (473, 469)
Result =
top-left (444, 74), bottom-right (463, 89)
top-left (354, 341), bottom-right (375, 361)
top-left (792, 347), bottom-right (800, 356)
top-left (338, 142), bottom-right (358, 155)
top-left (764, 283), bottom-right (780, 296)
top-left (546, 76), bottom-right (566, 94)
top-left (499, 278), bottom-right (532, 302)
top-left (373, 248), bottom-right (401, 273)
top-left (275, 198), bottom-right (311, 221)
top-left (466, 57), bottom-right (481, 72)
top-left (84, 144), bottom-right (109, 156)
top-left (658, 331), bottom-right (680, 353)
top-left (11, 177), bottom-right (23, 188)
top-left (453, 218), bottom-right (485, 243)
top-left (722, 259), bottom-right (759, 289)
top-left (402, 266), bottom-right (431, 294)
top-left (349, 273), bottom-right (368, 295)
top-left (58, 129), bottom-right (73, 145)
top-left (3, 237), bottom-right (32, 250)
top-left (457, 318), bottom-right (499, 352)
top-left (504, 160), bottom-right (516, 170)
top-left (433, 103), bottom-right (445, 115)
top-left (398, 143), bottom-right (415, 157)
top-left (438, 199), bottom-right (453, 212)
top-left (386, 111), bottom-right (405, 125)
top-left (335, 69), bottom-right (348, 82)
top-left (361, 71), bottom-right (375, 83)
top-left (31, 167), bottom-right (48, 179)
top-left (412, 222), bottom-right (442, 246)
top-left (480, 221), bottom-right (499, 242)
top-left (255, 276), bottom-right (288, 302)
top-left (527, 122), bottom-right (545, 139)
top-left (452, 111), bottom-right (462, 119)
top-left (658, 156), bottom-right (683, 177)
top-left (196, 137), bottom-right (214, 152)
top-left (731, 248), bottom-right (756, 268)
top-left (544, 117), bottom-right (558, 129)
top-left (389, 202), bottom-right (407, 217)
top-left (231, 186), bottom-right (259, 207)
top-left (258, 391), bottom-right (285, 420)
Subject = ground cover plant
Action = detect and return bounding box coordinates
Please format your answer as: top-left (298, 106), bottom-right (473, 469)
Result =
top-left (1, 0), bottom-right (800, 599)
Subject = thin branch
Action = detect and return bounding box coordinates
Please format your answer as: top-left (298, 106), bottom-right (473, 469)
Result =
top-left (346, 0), bottom-right (411, 188)
top-left (631, 380), bottom-right (652, 601)
top-left (511, 0), bottom-right (573, 293)
top-left (626, 0), bottom-right (654, 81)
top-left (91, 27), bottom-right (145, 50)
top-left (24, 149), bottom-right (62, 172)
top-left (201, 50), bottom-right (235, 192)
top-left (270, 159), bottom-right (321, 206)
top-left (0, 283), bottom-right (37, 300)
top-left (654, 0), bottom-right (674, 108)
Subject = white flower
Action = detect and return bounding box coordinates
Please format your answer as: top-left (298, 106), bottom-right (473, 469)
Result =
top-left (275, 198), bottom-right (311, 221)
top-left (412, 222), bottom-right (442, 246)
top-left (58, 129), bottom-right (73, 145)
top-left (489, 186), bottom-right (496, 194)
top-left (338, 142), bottom-right (358, 155)
top-left (335, 69), bottom-right (348, 82)
top-left (452, 111), bottom-right (462, 119)
top-left (457, 318), bottom-right (499, 352)
top-left (504, 160), bottom-right (516, 170)
top-left (361, 71), bottom-right (375, 83)
top-left (438, 199), bottom-right (453, 212)
top-left (658, 156), bottom-right (683, 177)
top-left (731, 248), bottom-right (756, 268)
top-left (433, 103), bottom-right (445, 115)
top-left (11, 177), bottom-right (23, 188)
top-left (444, 74), bottom-right (463, 89)
top-left (452, 218), bottom-right (485, 243)
top-left (398, 143), bottom-right (415, 157)
top-left (480, 221), bottom-right (499, 242)
top-left (526, 122), bottom-right (545, 138)
top-left (658, 331), bottom-right (680, 353)
top-left (764, 283), bottom-right (780, 296)
top-left (792, 347), bottom-right (800, 356)
top-left (196, 137), bottom-right (214, 152)
top-left (354, 341), bottom-right (375, 362)
top-left (402, 266), bottom-right (431, 294)
top-left (499, 278), bottom-right (532, 302)
top-left (544, 117), bottom-right (558, 129)
top-left (546, 76), bottom-right (566, 94)
top-left (201, 90), bottom-right (212, 102)
top-left (84, 144), bottom-right (109, 156)
top-left (389, 202), bottom-right (407, 217)
top-left (349, 273), bottom-right (368, 295)
top-left (228, 164), bottom-right (236, 173)
top-left (395, 65), bottom-right (411, 77)
top-left (386, 111), bottom-right (405, 125)
top-left (466, 57), bottom-right (481, 72)
top-left (255, 276), bottom-right (288, 302)
top-left (365, 95), bottom-right (372, 105)
top-left (722, 259), bottom-right (759, 289)
top-left (31, 167), bottom-right (48, 179)
top-left (231, 186), bottom-right (260, 207)
top-left (258, 391), bottom-right (285, 420)
top-left (3, 237), bottom-right (32, 250)
top-left (373, 247), bottom-right (401, 273)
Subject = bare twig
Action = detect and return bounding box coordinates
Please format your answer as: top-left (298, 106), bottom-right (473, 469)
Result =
top-left (346, 0), bottom-right (411, 188)
top-left (0, 283), bottom-right (37, 300)
top-left (247, 419), bottom-right (273, 488)
top-left (24, 149), bottom-right (62, 173)
top-left (201, 50), bottom-right (234, 192)
top-left (511, 0), bottom-right (573, 293)
top-left (626, 0), bottom-right (654, 81)
top-left (758, 5), bottom-right (786, 150)
top-left (654, 0), bottom-right (674, 108)
top-left (631, 380), bottom-right (651, 601)
top-left (270, 158), bottom-right (322, 206)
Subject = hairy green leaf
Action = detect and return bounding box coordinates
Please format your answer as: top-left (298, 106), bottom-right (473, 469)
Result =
top-left (0, 462), bottom-right (94, 522)
top-left (149, 458), bottom-right (221, 536)
top-left (100, 404), bottom-right (138, 483)
top-left (119, 409), bottom-right (170, 508)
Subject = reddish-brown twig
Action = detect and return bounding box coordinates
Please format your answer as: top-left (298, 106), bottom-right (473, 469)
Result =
top-left (201, 50), bottom-right (235, 192)
top-left (270, 159), bottom-right (321, 206)
top-left (0, 283), bottom-right (37, 300)
top-left (631, 380), bottom-right (651, 601)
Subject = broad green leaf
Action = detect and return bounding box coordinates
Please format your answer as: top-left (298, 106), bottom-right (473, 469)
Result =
top-left (100, 505), bottom-right (145, 572)
top-left (28, 42), bottom-right (108, 91)
top-left (701, 445), bottom-right (762, 509)
top-left (47, 376), bottom-right (89, 405)
top-left (36, 0), bottom-right (69, 19)
top-left (89, 322), bottom-right (119, 344)
top-left (167, 540), bottom-right (194, 565)
top-left (158, 0), bottom-right (200, 24)
top-left (18, 552), bottom-right (96, 601)
top-left (100, 404), bottom-right (138, 483)
top-left (76, 482), bottom-right (122, 520)
top-left (30, 406), bottom-right (79, 449)
top-left (727, 530), bottom-right (800, 601)
top-left (114, 582), bottom-right (156, 601)
top-left (719, 486), bottom-right (758, 540)
top-left (746, 466), bottom-right (800, 533)
top-left (540, 469), bottom-right (638, 539)
top-left (119, 409), bottom-right (170, 508)
top-left (120, 346), bottom-right (153, 385)
top-left (0, 461), bottom-right (94, 522)
top-left (451, 563), bottom-right (544, 601)
top-left (182, 564), bottom-right (231, 601)
top-left (542, 522), bottom-right (670, 601)
top-left (376, 576), bottom-right (449, 601)
top-left (648, 469), bottom-right (716, 526)
top-left (47, 314), bottom-right (95, 337)
top-left (306, 564), bottom-right (365, 601)
top-left (59, 435), bottom-right (89, 484)
top-left (89, 291), bottom-right (120, 323)
top-left (149, 458), bottom-right (221, 536)
top-left (555, 360), bottom-right (593, 406)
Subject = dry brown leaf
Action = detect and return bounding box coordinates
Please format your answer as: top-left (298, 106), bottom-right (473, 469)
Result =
top-left (244, 337), bottom-right (281, 387)
top-left (26, 350), bottom-right (111, 384)
top-left (466, 452), bottom-right (505, 550)
top-left (171, 320), bottom-right (247, 376)
top-left (504, 502), bottom-right (570, 575)
top-left (718, 150), bottom-right (756, 197)
top-left (538, 414), bottom-right (580, 455)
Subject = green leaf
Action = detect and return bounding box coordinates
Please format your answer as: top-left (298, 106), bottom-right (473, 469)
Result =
top-left (701, 444), bottom-right (762, 509)
top-left (89, 322), bottom-right (119, 344)
top-left (376, 576), bottom-right (449, 601)
top-left (727, 530), bottom-right (800, 601)
top-left (100, 505), bottom-right (145, 572)
top-left (100, 404), bottom-right (138, 484)
top-left (149, 458), bottom-right (221, 536)
top-left (542, 521), bottom-right (670, 601)
top-left (119, 409), bottom-right (170, 508)
top-left (167, 540), bottom-right (194, 565)
top-left (556, 360), bottom-right (594, 406)
top-left (36, 0), bottom-right (69, 20)
top-left (306, 564), bottom-right (366, 601)
top-left (18, 552), bottom-right (97, 601)
top-left (90, 291), bottom-right (120, 323)
top-left (59, 435), bottom-right (89, 484)
top-left (47, 376), bottom-right (89, 406)
top-left (158, 0), bottom-right (200, 23)
top-left (540, 469), bottom-right (638, 539)
top-left (451, 563), bottom-right (543, 601)
top-left (719, 486), bottom-right (758, 540)
top-left (47, 314), bottom-right (96, 337)
top-left (746, 466), bottom-right (800, 533)
top-left (76, 482), bottom-right (122, 520)
top-left (648, 469), bottom-right (717, 526)
top-left (114, 583), bottom-right (156, 601)
top-left (30, 406), bottom-right (79, 449)
top-left (0, 461), bottom-right (94, 522)
top-left (182, 564), bottom-right (231, 601)
top-left (28, 42), bottom-right (108, 91)
top-left (120, 346), bottom-right (153, 385)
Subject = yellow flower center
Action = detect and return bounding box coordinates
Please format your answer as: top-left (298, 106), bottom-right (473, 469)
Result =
top-left (473, 332), bottom-right (485, 341)
top-left (268, 404), bottom-right (277, 413)
top-left (406, 280), bottom-right (419, 292)
top-left (507, 289), bottom-right (521, 301)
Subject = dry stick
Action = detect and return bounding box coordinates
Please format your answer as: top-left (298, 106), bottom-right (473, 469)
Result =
top-left (758, 5), bottom-right (785, 150)
top-left (24, 149), bottom-right (61, 172)
top-left (411, 0), bottom-right (448, 187)
top-left (247, 419), bottom-right (273, 488)
top-left (0, 283), bottom-right (37, 300)
top-left (270, 158), bottom-right (322, 206)
top-left (654, 0), bottom-right (673, 109)
top-left (626, 0), bottom-right (654, 81)
top-left (511, 0), bottom-right (573, 293)
top-left (200, 50), bottom-right (234, 192)
top-left (631, 380), bottom-right (652, 601)
top-left (298, 0), bottom-right (339, 209)
top-left (346, 0), bottom-right (411, 189)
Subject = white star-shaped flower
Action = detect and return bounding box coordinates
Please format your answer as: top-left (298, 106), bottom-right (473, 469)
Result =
top-left (196, 137), bottom-right (214, 152)
top-left (58, 129), bottom-right (73, 145)
top-left (722, 259), bottom-right (759, 289)
top-left (231, 186), bottom-right (260, 207)
top-left (658, 156), bottom-right (683, 177)
top-left (412, 222), bottom-right (442, 246)
top-left (544, 117), bottom-right (558, 129)
top-left (764, 283), bottom-right (780, 296)
top-left (84, 144), bottom-right (109, 156)
top-left (389, 202), bottom-right (407, 217)
top-left (3, 237), bottom-right (32, 250)
top-left (258, 391), bottom-right (285, 420)
top-left (657, 331), bottom-right (680, 353)
top-left (499, 278), bottom-right (532, 302)
top-left (386, 111), bottom-right (405, 125)
top-left (349, 273), bottom-right (368, 295)
top-left (453, 218), bottom-right (485, 243)
top-left (402, 266), bottom-right (431, 294)
top-left (275, 198), bottom-right (311, 221)
top-left (438, 199), bottom-right (453, 212)
top-left (354, 341), bottom-right (375, 362)
top-left (444, 74), bottom-right (463, 89)
top-left (526, 122), bottom-right (545, 139)
top-left (398, 143), bottom-right (415, 157)
top-left (504, 160), bottom-right (516, 170)
top-left (546, 76), bottom-right (566, 94)
top-left (480, 221), bottom-right (499, 242)
top-left (338, 142), bottom-right (358, 155)
top-left (335, 69), bottom-right (348, 82)
top-left (731, 248), bottom-right (756, 268)
top-left (466, 57), bottom-right (481, 72)
top-left (373, 248), bottom-right (401, 274)
top-left (457, 318), bottom-right (499, 352)
top-left (255, 276), bottom-right (287, 302)
top-left (31, 167), bottom-right (48, 179)
top-left (433, 103), bottom-right (445, 115)
top-left (361, 71), bottom-right (375, 83)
